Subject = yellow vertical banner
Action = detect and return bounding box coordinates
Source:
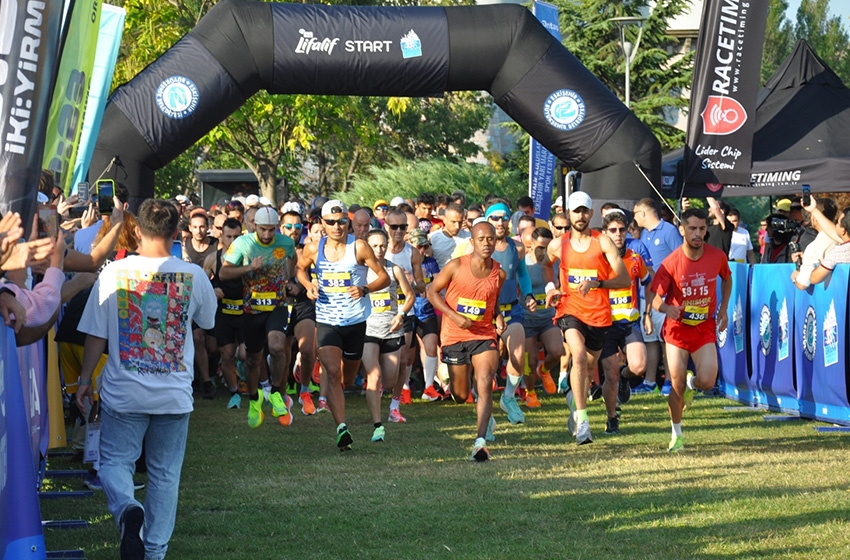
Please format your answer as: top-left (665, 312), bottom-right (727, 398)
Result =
top-left (42, 0), bottom-right (103, 193)
top-left (46, 327), bottom-right (67, 449)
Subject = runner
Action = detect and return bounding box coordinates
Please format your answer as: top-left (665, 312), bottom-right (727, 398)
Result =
top-left (523, 227), bottom-right (564, 406)
top-left (202, 218), bottom-right (245, 409)
top-left (220, 206), bottom-right (296, 428)
top-left (408, 228), bottom-right (442, 402)
top-left (362, 229), bottom-right (415, 441)
top-left (648, 208), bottom-right (731, 453)
top-left (545, 191), bottom-right (629, 445)
top-left (427, 219), bottom-right (506, 461)
top-left (296, 200), bottom-right (390, 450)
top-left (599, 212), bottom-right (651, 434)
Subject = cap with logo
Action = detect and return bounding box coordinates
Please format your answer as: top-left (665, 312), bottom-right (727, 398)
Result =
top-left (254, 206), bottom-right (279, 226)
top-left (568, 191), bottom-right (593, 211)
top-left (321, 199), bottom-right (347, 217)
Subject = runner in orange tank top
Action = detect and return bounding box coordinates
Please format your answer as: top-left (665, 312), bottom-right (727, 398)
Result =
top-left (428, 220), bottom-right (506, 462)
top-left (545, 192), bottom-right (629, 446)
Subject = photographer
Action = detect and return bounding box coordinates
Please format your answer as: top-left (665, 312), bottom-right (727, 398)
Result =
top-left (761, 214), bottom-right (799, 264)
top-left (791, 197), bottom-right (838, 290)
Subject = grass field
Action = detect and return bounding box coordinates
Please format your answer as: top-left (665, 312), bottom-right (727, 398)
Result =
top-left (41, 390), bottom-right (850, 559)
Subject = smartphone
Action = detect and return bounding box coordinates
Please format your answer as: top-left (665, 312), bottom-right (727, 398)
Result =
top-left (97, 179), bottom-right (115, 214)
top-left (78, 181), bottom-right (90, 203)
top-left (69, 206), bottom-right (87, 219)
top-left (802, 184), bottom-right (811, 207)
top-left (38, 205), bottom-right (58, 238)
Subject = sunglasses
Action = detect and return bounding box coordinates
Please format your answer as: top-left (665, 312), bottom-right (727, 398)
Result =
top-left (283, 223), bottom-right (304, 231)
top-left (607, 227), bottom-right (627, 233)
top-left (552, 225), bottom-right (567, 230)
top-left (488, 215), bottom-right (509, 222)
top-left (388, 223), bottom-right (408, 231)
top-left (375, 205), bottom-right (388, 211)
top-left (212, 225), bottom-right (222, 230)
top-left (323, 218), bottom-right (349, 226)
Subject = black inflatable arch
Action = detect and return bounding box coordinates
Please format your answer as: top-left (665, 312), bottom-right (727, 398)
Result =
top-left (91, 1), bottom-right (661, 205)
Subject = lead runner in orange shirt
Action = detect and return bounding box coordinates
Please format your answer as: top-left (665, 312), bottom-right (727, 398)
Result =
top-left (648, 208), bottom-right (731, 453)
top-left (545, 192), bottom-right (629, 445)
top-left (427, 219), bottom-right (506, 462)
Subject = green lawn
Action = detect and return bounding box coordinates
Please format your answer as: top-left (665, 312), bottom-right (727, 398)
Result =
top-left (41, 391), bottom-right (850, 559)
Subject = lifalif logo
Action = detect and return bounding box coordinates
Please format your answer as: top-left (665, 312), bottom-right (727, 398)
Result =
top-left (295, 29), bottom-right (340, 56)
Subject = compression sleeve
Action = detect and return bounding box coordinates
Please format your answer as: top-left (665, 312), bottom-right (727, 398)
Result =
top-left (518, 258), bottom-right (533, 298)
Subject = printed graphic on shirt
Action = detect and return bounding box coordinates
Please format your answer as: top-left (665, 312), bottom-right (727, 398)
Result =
top-left (117, 270), bottom-right (194, 375)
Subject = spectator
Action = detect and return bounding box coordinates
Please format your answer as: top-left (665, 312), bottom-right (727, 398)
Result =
top-left (791, 197), bottom-right (837, 290)
top-left (761, 214), bottom-right (797, 264)
top-left (757, 218), bottom-right (768, 258)
top-left (803, 197), bottom-right (850, 286)
top-left (727, 208), bottom-right (757, 264)
top-left (706, 197), bottom-right (734, 255)
top-left (775, 198), bottom-right (792, 217)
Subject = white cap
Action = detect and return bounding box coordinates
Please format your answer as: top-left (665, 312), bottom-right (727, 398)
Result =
top-left (245, 194), bottom-right (260, 208)
top-left (281, 201), bottom-right (303, 216)
top-left (390, 196), bottom-right (406, 207)
top-left (321, 199), bottom-right (347, 217)
top-left (259, 196), bottom-right (273, 207)
top-left (553, 196), bottom-right (564, 208)
top-left (175, 194), bottom-right (189, 204)
top-left (254, 206), bottom-right (279, 226)
top-left (567, 191), bottom-right (593, 212)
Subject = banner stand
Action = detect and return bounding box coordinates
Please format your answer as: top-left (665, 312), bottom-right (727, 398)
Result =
top-left (814, 427), bottom-right (850, 433)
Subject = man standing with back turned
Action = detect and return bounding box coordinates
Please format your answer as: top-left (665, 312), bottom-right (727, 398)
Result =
top-left (648, 208), bottom-right (731, 453)
top-left (76, 199), bottom-right (216, 560)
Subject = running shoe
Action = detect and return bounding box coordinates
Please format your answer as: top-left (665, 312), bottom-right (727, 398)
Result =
top-left (565, 388), bottom-right (577, 437)
top-left (558, 373), bottom-right (570, 394)
top-left (227, 393), bottom-right (241, 409)
top-left (605, 416), bottom-right (620, 435)
top-left (371, 425), bottom-right (385, 443)
top-left (337, 424), bottom-right (353, 450)
top-left (84, 473), bottom-right (102, 491)
top-left (201, 380), bottom-right (216, 400)
top-left (317, 399), bottom-right (330, 413)
top-left (237, 380), bottom-right (249, 395)
top-left (660, 380), bottom-right (672, 396)
top-left (668, 434), bottom-right (684, 453)
top-left (421, 386), bottom-right (442, 402)
top-left (683, 371), bottom-right (695, 411)
top-left (470, 437), bottom-right (490, 462)
top-left (538, 368), bottom-right (557, 395)
top-left (589, 383), bottom-right (603, 402)
top-left (247, 392), bottom-right (264, 428)
top-left (269, 392), bottom-right (293, 426)
top-left (299, 391), bottom-right (316, 415)
top-left (388, 408), bottom-right (407, 423)
top-left (400, 388), bottom-right (412, 405)
top-left (120, 505), bottom-right (145, 560)
top-left (466, 391), bottom-right (475, 403)
top-left (575, 419), bottom-right (593, 445)
top-left (631, 381), bottom-right (656, 394)
top-left (525, 390), bottom-right (542, 408)
top-left (618, 374), bottom-right (632, 405)
top-left (485, 415), bottom-right (496, 442)
top-left (499, 393), bottom-right (525, 425)
top-left (517, 387), bottom-right (527, 402)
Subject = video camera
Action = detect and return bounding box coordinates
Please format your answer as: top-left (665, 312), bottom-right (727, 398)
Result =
top-left (768, 216), bottom-right (800, 244)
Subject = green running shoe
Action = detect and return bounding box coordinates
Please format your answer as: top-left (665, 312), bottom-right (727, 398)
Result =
top-left (269, 392), bottom-right (293, 426)
top-left (247, 392), bottom-right (264, 428)
top-left (668, 434), bottom-right (684, 453)
top-left (470, 437), bottom-right (490, 462)
top-left (371, 425), bottom-right (385, 442)
top-left (337, 424), bottom-right (353, 450)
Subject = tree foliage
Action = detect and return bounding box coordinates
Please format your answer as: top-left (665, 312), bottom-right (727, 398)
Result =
top-left (793, 0), bottom-right (850, 83)
top-left (762, 0), bottom-right (795, 84)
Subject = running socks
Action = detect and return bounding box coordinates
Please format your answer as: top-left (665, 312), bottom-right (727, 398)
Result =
top-left (505, 373), bottom-right (521, 399)
top-left (423, 355), bottom-right (438, 388)
top-left (671, 422), bottom-right (683, 437)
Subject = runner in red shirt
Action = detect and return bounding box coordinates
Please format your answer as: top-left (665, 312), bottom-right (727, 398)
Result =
top-left (649, 208), bottom-right (731, 453)
top-left (428, 220), bottom-right (506, 462)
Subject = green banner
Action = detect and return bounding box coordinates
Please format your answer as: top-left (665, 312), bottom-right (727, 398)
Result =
top-left (42, 0), bottom-right (102, 194)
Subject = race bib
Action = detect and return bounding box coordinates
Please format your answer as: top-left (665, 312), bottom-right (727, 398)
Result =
top-left (457, 297), bottom-right (486, 321)
top-left (534, 293), bottom-right (546, 307)
top-left (370, 292), bottom-right (391, 313)
top-left (682, 304), bottom-right (709, 326)
top-left (320, 271), bottom-right (352, 293)
top-left (610, 288), bottom-right (638, 322)
top-left (251, 291), bottom-right (277, 313)
top-left (567, 268), bottom-right (598, 290)
top-left (221, 298), bottom-right (244, 316)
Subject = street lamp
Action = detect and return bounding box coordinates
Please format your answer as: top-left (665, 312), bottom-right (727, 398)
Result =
top-left (609, 16), bottom-right (645, 109)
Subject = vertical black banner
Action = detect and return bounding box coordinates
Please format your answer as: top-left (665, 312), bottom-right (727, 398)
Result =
top-left (0, 0), bottom-right (63, 229)
top-left (683, 0), bottom-right (768, 187)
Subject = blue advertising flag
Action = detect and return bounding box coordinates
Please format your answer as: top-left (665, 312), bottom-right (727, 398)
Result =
top-left (716, 263), bottom-right (752, 404)
top-left (0, 327), bottom-right (47, 560)
top-left (528, 1), bottom-right (562, 222)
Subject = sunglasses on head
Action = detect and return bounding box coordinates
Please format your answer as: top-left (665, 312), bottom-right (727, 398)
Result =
top-left (323, 217), bottom-right (349, 226)
top-left (283, 223), bottom-right (303, 231)
top-left (388, 223), bottom-right (408, 231)
top-left (607, 227), bottom-right (627, 233)
top-left (488, 215), bottom-right (508, 222)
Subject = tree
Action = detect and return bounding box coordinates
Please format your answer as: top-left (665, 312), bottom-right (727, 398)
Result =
top-left (762, 0), bottom-right (795, 84)
top-left (794, 0), bottom-right (850, 84)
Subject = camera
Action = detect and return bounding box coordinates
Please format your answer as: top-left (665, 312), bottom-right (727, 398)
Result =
top-left (768, 216), bottom-right (799, 244)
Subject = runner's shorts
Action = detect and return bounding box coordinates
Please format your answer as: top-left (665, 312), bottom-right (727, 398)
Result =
top-left (600, 321), bottom-right (643, 360)
top-left (663, 319), bottom-right (717, 354)
top-left (442, 339), bottom-right (498, 366)
top-left (285, 300), bottom-right (316, 336)
top-left (316, 321), bottom-right (368, 361)
top-left (364, 334), bottom-right (405, 354)
top-left (558, 315), bottom-right (609, 353)
top-left (242, 306), bottom-right (289, 354)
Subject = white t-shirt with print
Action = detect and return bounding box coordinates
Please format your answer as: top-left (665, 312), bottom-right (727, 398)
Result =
top-left (79, 255), bottom-right (216, 414)
top-left (729, 227), bottom-right (753, 262)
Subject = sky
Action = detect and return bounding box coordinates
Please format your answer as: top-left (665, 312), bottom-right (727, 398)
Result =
top-left (785, 0), bottom-right (849, 23)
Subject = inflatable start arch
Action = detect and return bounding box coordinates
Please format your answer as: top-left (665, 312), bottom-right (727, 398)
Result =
top-left (91, 1), bottom-right (661, 204)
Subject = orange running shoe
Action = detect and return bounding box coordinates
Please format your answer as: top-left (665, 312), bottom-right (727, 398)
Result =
top-left (525, 390), bottom-right (542, 408)
top-left (299, 391), bottom-right (316, 415)
top-left (538, 368), bottom-right (557, 395)
top-left (400, 388), bottom-right (412, 405)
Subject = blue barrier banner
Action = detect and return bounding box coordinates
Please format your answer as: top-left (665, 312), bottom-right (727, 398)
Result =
top-left (795, 265), bottom-right (850, 425)
top-left (749, 264), bottom-right (798, 413)
top-left (17, 342), bottom-right (47, 468)
top-left (0, 327), bottom-right (47, 559)
top-left (716, 263), bottom-right (752, 404)
top-left (527, 1), bottom-right (562, 223)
